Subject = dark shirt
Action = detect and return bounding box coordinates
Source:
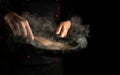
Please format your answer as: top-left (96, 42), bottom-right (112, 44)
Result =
top-left (0, 0), bottom-right (57, 19)
top-left (0, 0), bottom-right (75, 22)
top-left (0, 0), bottom-right (68, 65)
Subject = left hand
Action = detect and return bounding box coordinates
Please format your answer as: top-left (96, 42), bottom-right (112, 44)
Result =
top-left (56, 20), bottom-right (71, 38)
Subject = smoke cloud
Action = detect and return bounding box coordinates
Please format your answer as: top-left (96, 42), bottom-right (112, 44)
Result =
top-left (21, 13), bottom-right (90, 50)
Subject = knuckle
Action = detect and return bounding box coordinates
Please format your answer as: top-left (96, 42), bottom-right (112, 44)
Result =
top-left (20, 20), bottom-right (28, 26)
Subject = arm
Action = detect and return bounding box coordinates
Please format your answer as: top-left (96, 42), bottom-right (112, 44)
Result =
top-left (56, 0), bottom-right (83, 38)
top-left (56, 1), bottom-right (89, 49)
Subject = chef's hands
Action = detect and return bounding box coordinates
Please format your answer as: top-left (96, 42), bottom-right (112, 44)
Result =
top-left (4, 12), bottom-right (71, 40)
top-left (4, 12), bottom-right (34, 40)
top-left (56, 20), bottom-right (71, 38)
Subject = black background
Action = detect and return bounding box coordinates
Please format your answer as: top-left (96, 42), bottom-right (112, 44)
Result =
top-left (62, 0), bottom-right (102, 74)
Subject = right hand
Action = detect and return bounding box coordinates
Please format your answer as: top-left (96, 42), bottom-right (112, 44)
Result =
top-left (4, 12), bottom-right (34, 40)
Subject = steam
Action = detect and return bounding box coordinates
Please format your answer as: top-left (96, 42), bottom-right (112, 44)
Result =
top-left (23, 14), bottom-right (56, 40)
top-left (21, 13), bottom-right (90, 49)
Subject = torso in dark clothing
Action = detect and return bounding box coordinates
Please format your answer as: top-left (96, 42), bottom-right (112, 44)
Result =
top-left (7, 0), bottom-right (58, 19)
top-left (4, 0), bottom-right (62, 65)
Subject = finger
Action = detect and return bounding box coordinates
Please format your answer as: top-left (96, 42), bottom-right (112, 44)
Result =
top-left (61, 26), bottom-right (68, 38)
top-left (56, 24), bottom-right (63, 34)
top-left (10, 25), bottom-right (17, 36)
top-left (8, 23), bottom-right (18, 36)
top-left (25, 21), bottom-right (34, 40)
top-left (16, 23), bottom-right (22, 36)
top-left (21, 21), bottom-right (27, 38)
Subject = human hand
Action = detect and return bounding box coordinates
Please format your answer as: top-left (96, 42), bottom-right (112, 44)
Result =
top-left (56, 20), bottom-right (71, 38)
top-left (4, 12), bottom-right (34, 40)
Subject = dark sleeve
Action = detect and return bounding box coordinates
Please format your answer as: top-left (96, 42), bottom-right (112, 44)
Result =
top-left (0, 0), bottom-right (29, 20)
top-left (0, 0), bottom-right (11, 21)
top-left (0, 0), bottom-right (12, 39)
